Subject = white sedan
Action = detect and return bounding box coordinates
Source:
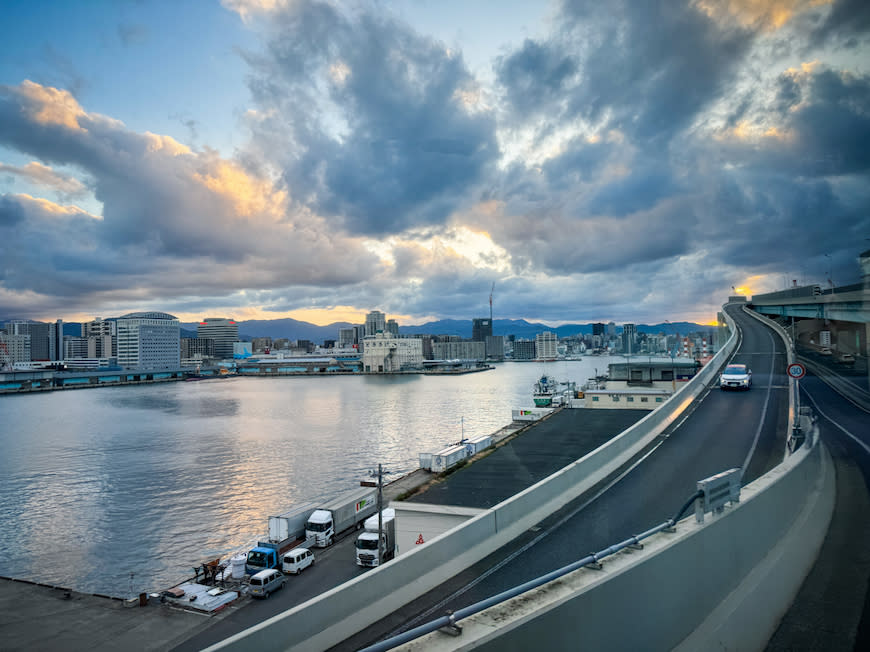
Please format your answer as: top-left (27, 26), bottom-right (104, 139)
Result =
top-left (720, 363), bottom-right (752, 390)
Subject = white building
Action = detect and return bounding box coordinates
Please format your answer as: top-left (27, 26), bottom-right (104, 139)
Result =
top-left (0, 332), bottom-right (31, 366)
top-left (197, 318), bottom-right (239, 359)
top-left (535, 331), bottom-right (558, 360)
top-left (362, 333), bottom-right (423, 372)
top-left (116, 312), bottom-right (180, 369)
top-left (432, 340), bottom-right (486, 360)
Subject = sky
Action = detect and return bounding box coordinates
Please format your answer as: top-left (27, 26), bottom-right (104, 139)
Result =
top-left (1, 0), bottom-right (868, 327)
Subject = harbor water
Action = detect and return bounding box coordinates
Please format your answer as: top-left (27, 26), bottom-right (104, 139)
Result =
top-left (0, 358), bottom-right (620, 596)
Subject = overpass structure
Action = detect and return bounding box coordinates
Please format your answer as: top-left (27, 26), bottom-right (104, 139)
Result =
top-left (203, 301), bottom-right (862, 651)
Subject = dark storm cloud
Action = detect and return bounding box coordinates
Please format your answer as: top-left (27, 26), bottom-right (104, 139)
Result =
top-left (244, 0), bottom-right (499, 235)
top-left (810, 0), bottom-right (870, 48)
top-left (496, 0), bottom-right (754, 146)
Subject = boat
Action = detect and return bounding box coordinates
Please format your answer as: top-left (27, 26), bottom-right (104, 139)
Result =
top-left (532, 375), bottom-right (558, 407)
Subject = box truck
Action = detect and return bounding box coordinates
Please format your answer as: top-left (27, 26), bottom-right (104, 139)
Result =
top-left (246, 502), bottom-right (317, 574)
top-left (355, 508), bottom-right (396, 567)
top-left (305, 487), bottom-right (377, 547)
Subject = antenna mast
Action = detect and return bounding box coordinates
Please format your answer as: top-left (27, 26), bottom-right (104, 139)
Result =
top-left (489, 282), bottom-right (495, 324)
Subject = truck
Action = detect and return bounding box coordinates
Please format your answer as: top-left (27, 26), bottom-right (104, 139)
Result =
top-left (305, 487), bottom-right (378, 548)
top-left (355, 508), bottom-right (396, 567)
top-left (246, 502), bottom-right (317, 575)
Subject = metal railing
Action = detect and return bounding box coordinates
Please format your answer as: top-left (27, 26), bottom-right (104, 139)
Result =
top-left (360, 488), bottom-right (713, 652)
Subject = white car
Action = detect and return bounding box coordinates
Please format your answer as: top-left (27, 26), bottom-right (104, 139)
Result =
top-left (720, 363), bottom-right (752, 390)
top-left (282, 547), bottom-right (315, 575)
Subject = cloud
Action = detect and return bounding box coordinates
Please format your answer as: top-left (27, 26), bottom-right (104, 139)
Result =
top-left (240, 0), bottom-right (499, 236)
top-left (0, 161), bottom-right (88, 198)
top-left (0, 80), bottom-right (380, 318)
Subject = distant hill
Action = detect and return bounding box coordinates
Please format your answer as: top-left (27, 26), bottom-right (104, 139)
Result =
top-left (176, 317), bottom-right (712, 342)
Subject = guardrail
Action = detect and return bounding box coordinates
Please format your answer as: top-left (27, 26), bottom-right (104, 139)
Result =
top-left (207, 312), bottom-right (739, 652)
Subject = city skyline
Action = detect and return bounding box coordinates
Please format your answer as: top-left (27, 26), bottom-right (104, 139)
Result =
top-left (1, 1), bottom-right (869, 326)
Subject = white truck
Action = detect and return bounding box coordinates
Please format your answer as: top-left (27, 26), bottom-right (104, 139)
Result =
top-left (246, 502), bottom-right (318, 575)
top-left (305, 487), bottom-right (377, 548)
top-left (355, 508), bottom-right (396, 567)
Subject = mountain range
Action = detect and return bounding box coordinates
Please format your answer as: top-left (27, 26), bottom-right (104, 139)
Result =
top-left (177, 318), bottom-right (712, 342)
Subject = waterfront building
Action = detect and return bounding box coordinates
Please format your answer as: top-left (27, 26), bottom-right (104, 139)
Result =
top-left (338, 328), bottom-right (355, 348)
top-left (0, 332), bottom-right (31, 366)
top-left (116, 312), bottom-right (180, 369)
top-left (362, 333), bottom-right (423, 372)
top-left (251, 337), bottom-right (272, 353)
top-left (485, 335), bottom-right (505, 360)
top-left (82, 318), bottom-right (116, 358)
top-left (432, 340), bottom-right (486, 361)
top-left (180, 337), bottom-right (215, 360)
top-left (472, 318), bottom-right (493, 342)
top-left (365, 310), bottom-right (386, 337)
top-left (513, 339), bottom-right (536, 360)
top-left (63, 335), bottom-right (89, 359)
top-left (196, 318), bottom-right (238, 359)
top-left (6, 320), bottom-right (57, 361)
top-left (535, 332), bottom-right (557, 360)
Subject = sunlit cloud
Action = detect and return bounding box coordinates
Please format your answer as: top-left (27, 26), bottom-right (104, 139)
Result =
top-left (0, 162), bottom-right (88, 197)
top-left (694, 0), bottom-right (832, 30)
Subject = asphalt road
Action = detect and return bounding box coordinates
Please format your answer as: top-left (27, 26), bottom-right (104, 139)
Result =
top-left (766, 374), bottom-right (870, 651)
top-left (336, 304), bottom-right (790, 650)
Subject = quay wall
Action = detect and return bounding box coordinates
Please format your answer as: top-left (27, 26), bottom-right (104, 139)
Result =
top-left (206, 314), bottom-right (739, 652)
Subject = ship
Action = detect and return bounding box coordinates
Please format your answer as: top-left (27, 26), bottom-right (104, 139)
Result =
top-left (532, 375), bottom-right (558, 407)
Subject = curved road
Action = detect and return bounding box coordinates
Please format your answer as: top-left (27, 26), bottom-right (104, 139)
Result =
top-left (335, 304), bottom-right (789, 650)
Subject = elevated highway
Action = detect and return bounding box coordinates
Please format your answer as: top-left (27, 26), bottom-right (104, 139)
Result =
top-left (196, 301), bottom-right (862, 651)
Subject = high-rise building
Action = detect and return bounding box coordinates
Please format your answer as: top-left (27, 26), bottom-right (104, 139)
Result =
top-left (82, 318), bottom-right (116, 358)
top-left (485, 335), bottom-right (505, 360)
top-left (197, 318), bottom-right (238, 359)
top-left (622, 323), bottom-right (637, 354)
top-left (6, 320), bottom-right (56, 361)
top-left (116, 312), bottom-right (180, 369)
top-left (63, 336), bottom-right (89, 359)
top-left (431, 340), bottom-right (486, 361)
top-left (386, 319), bottom-right (399, 336)
top-left (513, 340), bottom-right (536, 360)
top-left (592, 323), bottom-right (605, 338)
top-left (0, 332), bottom-right (31, 365)
top-left (181, 337), bottom-right (216, 360)
top-left (338, 328), bottom-right (355, 348)
top-left (365, 311), bottom-right (386, 337)
top-left (472, 318), bottom-right (492, 342)
top-left (535, 332), bottom-right (557, 359)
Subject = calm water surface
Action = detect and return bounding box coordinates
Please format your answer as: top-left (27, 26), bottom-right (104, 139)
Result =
top-left (0, 358), bottom-right (619, 596)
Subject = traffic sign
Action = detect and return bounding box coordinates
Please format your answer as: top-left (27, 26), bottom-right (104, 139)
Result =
top-left (787, 363), bottom-right (806, 379)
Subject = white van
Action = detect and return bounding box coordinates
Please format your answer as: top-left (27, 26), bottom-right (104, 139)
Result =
top-left (249, 568), bottom-right (285, 598)
top-left (282, 547), bottom-right (315, 574)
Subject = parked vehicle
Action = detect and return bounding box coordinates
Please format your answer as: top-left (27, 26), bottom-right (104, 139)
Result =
top-left (355, 509), bottom-right (396, 567)
top-left (306, 487), bottom-right (378, 548)
top-left (282, 547), bottom-right (314, 574)
top-left (249, 569), bottom-right (285, 598)
top-left (720, 363), bottom-right (752, 390)
top-left (837, 352), bottom-right (855, 365)
top-left (247, 502), bottom-right (317, 575)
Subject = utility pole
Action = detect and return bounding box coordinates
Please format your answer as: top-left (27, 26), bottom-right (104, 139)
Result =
top-left (377, 463), bottom-right (383, 566)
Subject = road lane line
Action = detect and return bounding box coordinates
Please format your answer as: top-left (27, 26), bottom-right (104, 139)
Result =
top-left (803, 388), bottom-right (870, 457)
top-left (740, 325), bottom-right (777, 482)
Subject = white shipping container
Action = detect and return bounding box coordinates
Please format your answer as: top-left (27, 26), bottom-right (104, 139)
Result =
top-left (512, 407), bottom-right (553, 421)
top-left (419, 452), bottom-right (433, 471)
top-left (466, 434), bottom-right (493, 454)
top-left (431, 444), bottom-right (468, 473)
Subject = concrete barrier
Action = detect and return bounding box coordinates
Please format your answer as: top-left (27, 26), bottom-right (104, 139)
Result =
top-left (402, 416), bottom-right (834, 651)
top-left (208, 313), bottom-right (739, 652)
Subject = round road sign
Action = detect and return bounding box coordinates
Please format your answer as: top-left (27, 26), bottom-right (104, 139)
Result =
top-left (787, 363), bottom-right (806, 379)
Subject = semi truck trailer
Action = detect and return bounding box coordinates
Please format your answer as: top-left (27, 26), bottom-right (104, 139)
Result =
top-left (305, 487), bottom-right (377, 547)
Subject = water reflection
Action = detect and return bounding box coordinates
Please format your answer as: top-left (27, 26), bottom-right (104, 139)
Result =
top-left (0, 358), bottom-right (619, 595)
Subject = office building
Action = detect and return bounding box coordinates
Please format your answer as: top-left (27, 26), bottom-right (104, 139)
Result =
top-left (365, 311), bottom-right (386, 337)
top-left (63, 336), bottom-right (89, 359)
top-left (82, 318), bottom-right (116, 358)
top-left (181, 337), bottom-right (216, 360)
top-left (513, 340), bottom-right (536, 360)
top-left (197, 318), bottom-right (238, 359)
top-left (535, 332), bottom-right (557, 359)
top-left (431, 340), bottom-right (485, 361)
top-left (116, 312), bottom-right (180, 369)
top-left (622, 323), bottom-right (637, 354)
top-left (0, 332), bottom-right (31, 365)
top-left (472, 318), bottom-right (492, 342)
top-left (338, 328), bottom-right (356, 348)
top-left (485, 335), bottom-right (505, 360)
top-left (6, 320), bottom-right (58, 361)
top-left (386, 319), bottom-right (399, 336)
